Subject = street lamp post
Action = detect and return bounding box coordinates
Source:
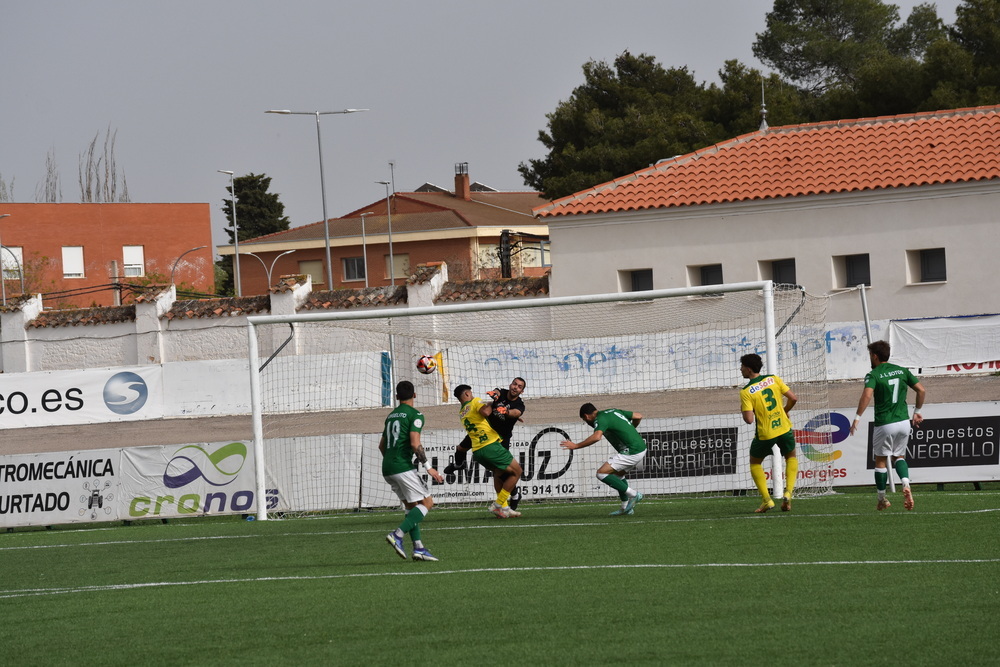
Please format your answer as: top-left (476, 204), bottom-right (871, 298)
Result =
top-left (265, 108), bottom-right (370, 290)
top-left (0, 214), bottom-right (10, 306)
top-left (241, 249), bottom-right (296, 289)
top-left (170, 246), bottom-right (209, 287)
top-left (376, 181), bottom-right (395, 286)
top-left (218, 170), bottom-right (241, 297)
top-left (359, 211), bottom-right (374, 288)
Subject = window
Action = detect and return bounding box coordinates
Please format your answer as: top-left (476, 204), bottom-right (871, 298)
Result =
top-left (833, 253), bottom-right (871, 288)
top-left (385, 253), bottom-right (410, 281)
top-left (686, 263), bottom-right (723, 296)
top-left (343, 257), bottom-right (365, 282)
top-left (123, 245), bottom-right (145, 277)
top-left (619, 268), bottom-right (653, 292)
top-left (62, 246), bottom-right (85, 278)
top-left (907, 248), bottom-right (946, 283)
top-left (2, 246), bottom-right (23, 281)
top-left (700, 264), bottom-right (723, 286)
top-left (845, 254), bottom-right (870, 287)
top-left (520, 240), bottom-right (551, 268)
top-left (299, 260), bottom-right (324, 286)
top-left (770, 258), bottom-right (796, 286)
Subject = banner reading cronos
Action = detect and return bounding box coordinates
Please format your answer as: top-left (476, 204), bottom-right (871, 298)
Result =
top-left (120, 441), bottom-right (258, 520)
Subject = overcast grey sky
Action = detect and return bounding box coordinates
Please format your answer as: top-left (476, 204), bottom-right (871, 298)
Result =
top-left (2, 0), bottom-right (961, 248)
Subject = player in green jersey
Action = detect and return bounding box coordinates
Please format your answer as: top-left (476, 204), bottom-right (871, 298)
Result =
top-left (560, 403), bottom-right (646, 516)
top-left (740, 353), bottom-right (799, 513)
top-left (380, 380), bottom-right (444, 561)
top-left (850, 340), bottom-right (926, 511)
top-left (454, 384), bottom-right (524, 518)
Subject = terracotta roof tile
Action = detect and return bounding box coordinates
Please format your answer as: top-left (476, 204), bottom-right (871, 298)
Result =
top-left (407, 262), bottom-right (444, 285)
top-left (242, 190), bottom-right (548, 246)
top-left (164, 296), bottom-right (270, 321)
top-left (28, 305), bottom-right (136, 328)
top-left (272, 275), bottom-right (308, 293)
top-left (299, 286), bottom-right (408, 310)
top-left (133, 285), bottom-right (172, 303)
top-left (535, 106), bottom-right (1000, 217)
top-left (435, 275), bottom-right (549, 303)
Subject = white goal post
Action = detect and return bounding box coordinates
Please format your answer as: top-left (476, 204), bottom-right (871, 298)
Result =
top-left (247, 281), bottom-right (834, 520)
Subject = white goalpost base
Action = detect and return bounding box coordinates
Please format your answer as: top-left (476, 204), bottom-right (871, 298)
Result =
top-left (247, 281), bottom-right (834, 519)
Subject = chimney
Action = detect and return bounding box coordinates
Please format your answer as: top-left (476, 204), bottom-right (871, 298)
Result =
top-left (454, 162), bottom-right (470, 200)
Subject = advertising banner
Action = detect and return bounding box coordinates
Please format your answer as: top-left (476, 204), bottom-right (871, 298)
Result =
top-left (2, 404), bottom-right (996, 529)
top-left (119, 442), bottom-right (259, 521)
top-left (0, 449), bottom-right (121, 528)
top-left (0, 366), bottom-right (164, 429)
top-left (0, 441), bottom-right (259, 529)
top-left (890, 314), bottom-right (1000, 369)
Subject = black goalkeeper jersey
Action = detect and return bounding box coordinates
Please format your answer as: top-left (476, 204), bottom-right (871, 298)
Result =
top-left (487, 388), bottom-right (525, 443)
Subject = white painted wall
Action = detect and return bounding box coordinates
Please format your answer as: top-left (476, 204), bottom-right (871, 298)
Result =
top-left (547, 182), bottom-right (1000, 324)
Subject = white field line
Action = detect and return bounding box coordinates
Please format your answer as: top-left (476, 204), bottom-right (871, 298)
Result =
top-left (1, 506), bottom-right (998, 552)
top-left (2, 558), bottom-right (999, 600)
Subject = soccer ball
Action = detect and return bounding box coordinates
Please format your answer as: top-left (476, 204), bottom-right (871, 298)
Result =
top-left (416, 355), bottom-right (437, 374)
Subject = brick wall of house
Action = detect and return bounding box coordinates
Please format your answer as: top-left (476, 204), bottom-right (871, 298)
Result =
top-left (0, 203), bottom-right (214, 308)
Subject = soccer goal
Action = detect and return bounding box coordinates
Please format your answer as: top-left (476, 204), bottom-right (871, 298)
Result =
top-left (247, 281), bottom-right (833, 519)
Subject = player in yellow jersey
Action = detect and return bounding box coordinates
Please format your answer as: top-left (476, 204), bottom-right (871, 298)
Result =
top-left (453, 384), bottom-right (524, 518)
top-left (739, 353), bottom-right (799, 513)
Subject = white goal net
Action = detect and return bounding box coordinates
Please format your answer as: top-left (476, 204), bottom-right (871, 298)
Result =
top-left (247, 281), bottom-right (834, 518)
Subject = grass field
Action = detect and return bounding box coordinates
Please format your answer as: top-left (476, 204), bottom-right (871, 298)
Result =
top-left (1, 484), bottom-right (998, 666)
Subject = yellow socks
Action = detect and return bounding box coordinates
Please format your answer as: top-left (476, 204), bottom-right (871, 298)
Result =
top-left (784, 456), bottom-right (798, 498)
top-left (496, 489), bottom-right (511, 507)
top-left (750, 463), bottom-right (771, 503)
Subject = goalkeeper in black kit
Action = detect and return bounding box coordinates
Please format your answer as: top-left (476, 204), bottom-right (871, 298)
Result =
top-left (444, 377), bottom-right (527, 509)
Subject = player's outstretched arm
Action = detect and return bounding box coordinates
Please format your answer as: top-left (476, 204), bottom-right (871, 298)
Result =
top-left (560, 431), bottom-right (603, 450)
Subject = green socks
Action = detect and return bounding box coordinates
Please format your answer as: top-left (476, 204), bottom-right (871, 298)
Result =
top-left (600, 473), bottom-right (630, 500)
top-left (398, 505), bottom-right (426, 534)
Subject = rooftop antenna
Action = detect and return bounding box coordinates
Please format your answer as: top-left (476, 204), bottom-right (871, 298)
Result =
top-left (759, 78), bottom-right (769, 131)
top-left (388, 161), bottom-right (396, 195)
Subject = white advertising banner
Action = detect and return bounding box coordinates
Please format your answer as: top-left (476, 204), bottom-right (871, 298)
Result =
top-left (0, 366), bottom-right (164, 429)
top-left (0, 441), bottom-right (259, 529)
top-left (119, 442), bottom-right (259, 521)
top-left (3, 405), bottom-right (996, 529)
top-left (889, 314), bottom-right (1000, 370)
top-left (0, 448), bottom-right (121, 528)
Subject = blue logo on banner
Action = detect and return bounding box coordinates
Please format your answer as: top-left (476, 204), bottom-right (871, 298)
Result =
top-left (103, 371), bottom-right (148, 414)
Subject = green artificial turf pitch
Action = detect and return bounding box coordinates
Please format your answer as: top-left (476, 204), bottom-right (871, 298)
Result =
top-left (1, 484), bottom-right (997, 666)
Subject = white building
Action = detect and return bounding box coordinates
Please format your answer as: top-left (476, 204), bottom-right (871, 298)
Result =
top-left (535, 106), bottom-right (1000, 325)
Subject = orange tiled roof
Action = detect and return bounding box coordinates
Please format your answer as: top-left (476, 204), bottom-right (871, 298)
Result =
top-left (299, 286), bottom-right (407, 310)
top-left (534, 105), bottom-right (1000, 218)
top-left (435, 275), bottom-right (549, 304)
top-left (27, 305), bottom-right (136, 328)
top-left (243, 190), bottom-right (547, 246)
top-left (165, 296), bottom-right (270, 321)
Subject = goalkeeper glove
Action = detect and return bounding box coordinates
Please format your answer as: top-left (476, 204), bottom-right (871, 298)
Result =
top-left (487, 388), bottom-right (501, 400)
top-left (494, 405), bottom-right (508, 416)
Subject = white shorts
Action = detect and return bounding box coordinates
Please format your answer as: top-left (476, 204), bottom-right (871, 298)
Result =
top-left (872, 420), bottom-right (912, 459)
top-left (384, 469), bottom-right (431, 505)
top-left (607, 450), bottom-right (646, 475)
